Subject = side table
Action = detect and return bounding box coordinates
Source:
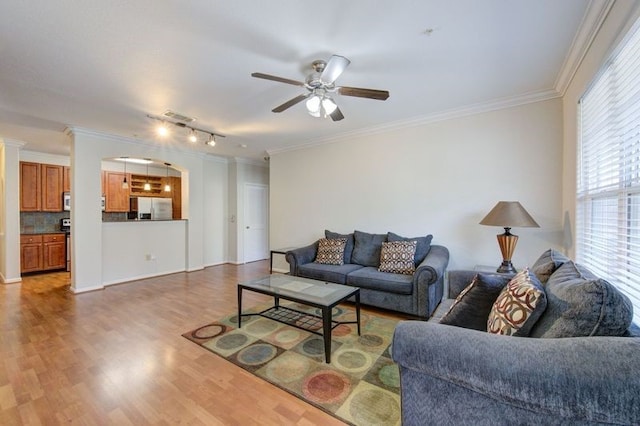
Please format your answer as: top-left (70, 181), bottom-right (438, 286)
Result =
top-left (270, 247), bottom-right (297, 273)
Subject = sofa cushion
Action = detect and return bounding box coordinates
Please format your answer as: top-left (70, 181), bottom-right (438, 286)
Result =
top-left (487, 268), bottom-right (547, 336)
top-left (378, 240), bottom-right (417, 275)
top-left (529, 261), bottom-right (634, 338)
top-left (297, 263), bottom-right (364, 285)
top-left (314, 238), bottom-right (347, 265)
top-left (387, 232), bottom-right (433, 266)
top-left (440, 273), bottom-right (510, 331)
top-left (531, 248), bottom-right (570, 284)
top-left (325, 230), bottom-right (355, 264)
top-left (346, 267), bottom-right (413, 295)
top-left (351, 230), bottom-right (387, 267)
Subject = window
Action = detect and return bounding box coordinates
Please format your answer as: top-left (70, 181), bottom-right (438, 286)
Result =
top-left (577, 19), bottom-right (640, 325)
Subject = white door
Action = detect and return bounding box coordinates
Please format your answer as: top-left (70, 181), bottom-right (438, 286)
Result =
top-left (244, 183), bottom-right (269, 263)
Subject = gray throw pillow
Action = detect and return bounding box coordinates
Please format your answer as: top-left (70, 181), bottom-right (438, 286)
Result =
top-left (387, 232), bottom-right (433, 266)
top-left (440, 273), bottom-right (510, 331)
top-left (530, 248), bottom-right (570, 284)
top-left (325, 230), bottom-right (355, 264)
top-left (529, 261), bottom-right (633, 338)
top-left (351, 230), bottom-right (387, 267)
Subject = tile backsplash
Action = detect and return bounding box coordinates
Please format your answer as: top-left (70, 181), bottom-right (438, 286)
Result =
top-left (20, 212), bottom-right (70, 233)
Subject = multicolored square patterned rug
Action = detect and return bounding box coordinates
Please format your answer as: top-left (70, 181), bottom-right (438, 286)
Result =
top-left (182, 303), bottom-right (401, 426)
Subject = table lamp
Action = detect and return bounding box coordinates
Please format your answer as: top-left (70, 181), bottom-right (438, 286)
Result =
top-left (480, 201), bottom-right (539, 273)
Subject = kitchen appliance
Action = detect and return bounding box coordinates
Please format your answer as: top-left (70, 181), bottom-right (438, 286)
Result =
top-left (137, 197), bottom-right (172, 220)
top-left (60, 218), bottom-right (71, 272)
top-left (63, 192), bottom-right (71, 211)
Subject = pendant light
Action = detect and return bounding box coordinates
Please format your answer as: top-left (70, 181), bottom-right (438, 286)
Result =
top-left (164, 162), bottom-right (171, 192)
top-left (121, 157), bottom-right (129, 189)
top-left (144, 161), bottom-right (151, 191)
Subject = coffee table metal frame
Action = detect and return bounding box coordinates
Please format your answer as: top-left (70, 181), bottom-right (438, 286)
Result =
top-left (237, 276), bottom-right (361, 363)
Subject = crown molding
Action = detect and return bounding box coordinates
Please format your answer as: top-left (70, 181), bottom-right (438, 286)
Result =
top-left (231, 157), bottom-right (269, 168)
top-left (1, 138), bottom-right (26, 148)
top-left (554, 0), bottom-right (615, 95)
top-left (267, 88), bottom-right (560, 156)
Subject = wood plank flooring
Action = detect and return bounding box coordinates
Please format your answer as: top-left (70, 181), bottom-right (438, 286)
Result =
top-left (1, 262), bottom-right (407, 425)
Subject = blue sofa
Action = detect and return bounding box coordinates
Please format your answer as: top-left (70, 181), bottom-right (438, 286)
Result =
top-left (392, 250), bottom-right (639, 425)
top-left (285, 230), bottom-right (449, 318)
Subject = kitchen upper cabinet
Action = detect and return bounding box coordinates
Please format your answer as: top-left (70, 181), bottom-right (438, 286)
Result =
top-left (20, 235), bottom-right (43, 273)
top-left (41, 164), bottom-right (63, 211)
top-left (20, 162), bottom-right (64, 212)
top-left (42, 234), bottom-right (66, 270)
top-left (63, 166), bottom-right (71, 192)
top-left (169, 176), bottom-right (182, 219)
top-left (104, 171), bottom-right (130, 212)
top-left (20, 162), bottom-right (41, 211)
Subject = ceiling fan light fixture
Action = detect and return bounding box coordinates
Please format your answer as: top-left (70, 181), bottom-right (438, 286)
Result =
top-left (306, 95), bottom-right (321, 114)
top-left (322, 97), bottom-right (337, 115)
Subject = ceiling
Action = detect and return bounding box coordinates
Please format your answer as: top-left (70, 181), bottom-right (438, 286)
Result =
top-left (0, 1), bottom-right (605, 160)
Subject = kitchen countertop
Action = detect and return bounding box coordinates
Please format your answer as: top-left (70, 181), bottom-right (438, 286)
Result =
top-left (21, 231), bottom-right (67, 235)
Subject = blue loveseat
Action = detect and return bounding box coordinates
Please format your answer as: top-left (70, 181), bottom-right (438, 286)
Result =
top-left (392, 250), bottom-right (640, 425)
top-left (285, 230), bottom-right (449, 318)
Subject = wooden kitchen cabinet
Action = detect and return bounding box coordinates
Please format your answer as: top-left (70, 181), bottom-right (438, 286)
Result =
top-left (42, 234), bottom-right (66, 270)
top-left (41, 164), bottom-right (63, 211)
top-left (104, 171), bottom-right (130, 212)
top-left (20, 235), bottom-right (43, 273)
top-left (20, 162), bottom-right (64, 212)
top-left (63, 166), bottom-right (71, 192)
top-left (21, 234), bottom-right (66, 273)
top-left (20, 162), bottom-right (41, 211)
top-left (169, 176), bottom-right (182, 219)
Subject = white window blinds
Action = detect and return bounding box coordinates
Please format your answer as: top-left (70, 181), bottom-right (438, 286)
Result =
top-left (577, 19), bottom-right (640, 325)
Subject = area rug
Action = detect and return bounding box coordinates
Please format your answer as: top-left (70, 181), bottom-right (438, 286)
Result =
top-left (182, 303), bottom-right (401, 426)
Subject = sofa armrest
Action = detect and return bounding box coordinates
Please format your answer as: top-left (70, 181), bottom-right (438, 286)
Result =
top-left (392, 321), bottom-right (640, 424)
top-left (285, 242), bottom-right (318, 275)
top-left (414, 245), bottom-right (449, 285)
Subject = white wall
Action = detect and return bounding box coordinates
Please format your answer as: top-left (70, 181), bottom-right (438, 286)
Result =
top-left (270, 98), bottom-right (564, 271)
top-left (562, 1), bottom-right (640, 259)
top-left (203, 156), bottom-right (229, 266)
top-left (102, 220), bottom-right (187, 284)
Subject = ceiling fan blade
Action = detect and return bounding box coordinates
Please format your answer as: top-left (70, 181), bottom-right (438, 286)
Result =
top-left (251, 72), bottom-right (304, 87)
top-left (338, 86), bottom-right (390, 101)
top-left (272, 93), bottom-right (309, 113)
top-left (320, 55), bottom-right (351, 85)
top-left (329, 106), bottom-right (344, 121)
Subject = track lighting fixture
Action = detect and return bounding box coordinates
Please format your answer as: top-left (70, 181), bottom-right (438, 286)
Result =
top-left (147, 114), bottom-right (225, 147)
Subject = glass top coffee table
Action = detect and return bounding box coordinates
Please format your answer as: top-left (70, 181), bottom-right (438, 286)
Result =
top-left (237, 274), bottom-right (361, 363)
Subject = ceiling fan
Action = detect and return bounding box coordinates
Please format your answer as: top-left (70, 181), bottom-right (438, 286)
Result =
top-left (251, 55), bottom-right (390, 121)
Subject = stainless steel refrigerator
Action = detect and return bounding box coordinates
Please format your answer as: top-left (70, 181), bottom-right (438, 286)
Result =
top-left (137, 197), bottom-right (173, 220)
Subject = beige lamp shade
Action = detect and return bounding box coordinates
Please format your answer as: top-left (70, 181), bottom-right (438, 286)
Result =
top-left (480, 201), bottom-right (539, 273)
top-left (479, 201), bottom-right (539, 228)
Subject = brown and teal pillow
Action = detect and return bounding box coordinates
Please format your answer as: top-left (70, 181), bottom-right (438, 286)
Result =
top-left (440, 273), bottom-right (510, 331)
top-left (387, 232), bottom-right (433, 266)
top-left (378, 240), bottom-right (417, 275)
top-left (325, 230), bottom-right (355, 264)
top-left (314, 238), bottom-right (347, 265)
top-left (487, 268), bottom-right (547, 336)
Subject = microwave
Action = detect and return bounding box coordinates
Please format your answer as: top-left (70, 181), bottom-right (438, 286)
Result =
top-left (63, 192), bottom-right (71, 211)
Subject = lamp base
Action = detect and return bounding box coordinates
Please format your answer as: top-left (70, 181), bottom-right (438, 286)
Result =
top-left (497, 261), bottom-right (516, 274)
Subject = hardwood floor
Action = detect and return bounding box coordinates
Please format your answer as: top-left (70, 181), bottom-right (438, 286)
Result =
top-left (1, 262), bottom-right (406, 425)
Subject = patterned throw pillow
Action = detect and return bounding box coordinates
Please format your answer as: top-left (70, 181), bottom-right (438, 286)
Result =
top-left (487, 268), bottom-right (547, 336)
top-left (378, 241), bottom-right (417, 275)
top-left (314, 238), bottom-right (347, 265)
